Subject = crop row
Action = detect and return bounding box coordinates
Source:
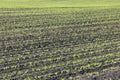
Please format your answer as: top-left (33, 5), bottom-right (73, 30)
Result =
top-left (0, 7), bottom-right (120, 79)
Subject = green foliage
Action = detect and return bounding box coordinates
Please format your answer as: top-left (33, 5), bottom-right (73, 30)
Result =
top-left (24, 77), bottom-right (32, 80)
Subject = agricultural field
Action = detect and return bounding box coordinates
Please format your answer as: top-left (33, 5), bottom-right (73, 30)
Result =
top-left (0, 0), bottom-right (120, 80)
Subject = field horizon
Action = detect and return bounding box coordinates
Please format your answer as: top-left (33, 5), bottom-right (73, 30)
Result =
top-left (0, 0), bottom-right (120, 8)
